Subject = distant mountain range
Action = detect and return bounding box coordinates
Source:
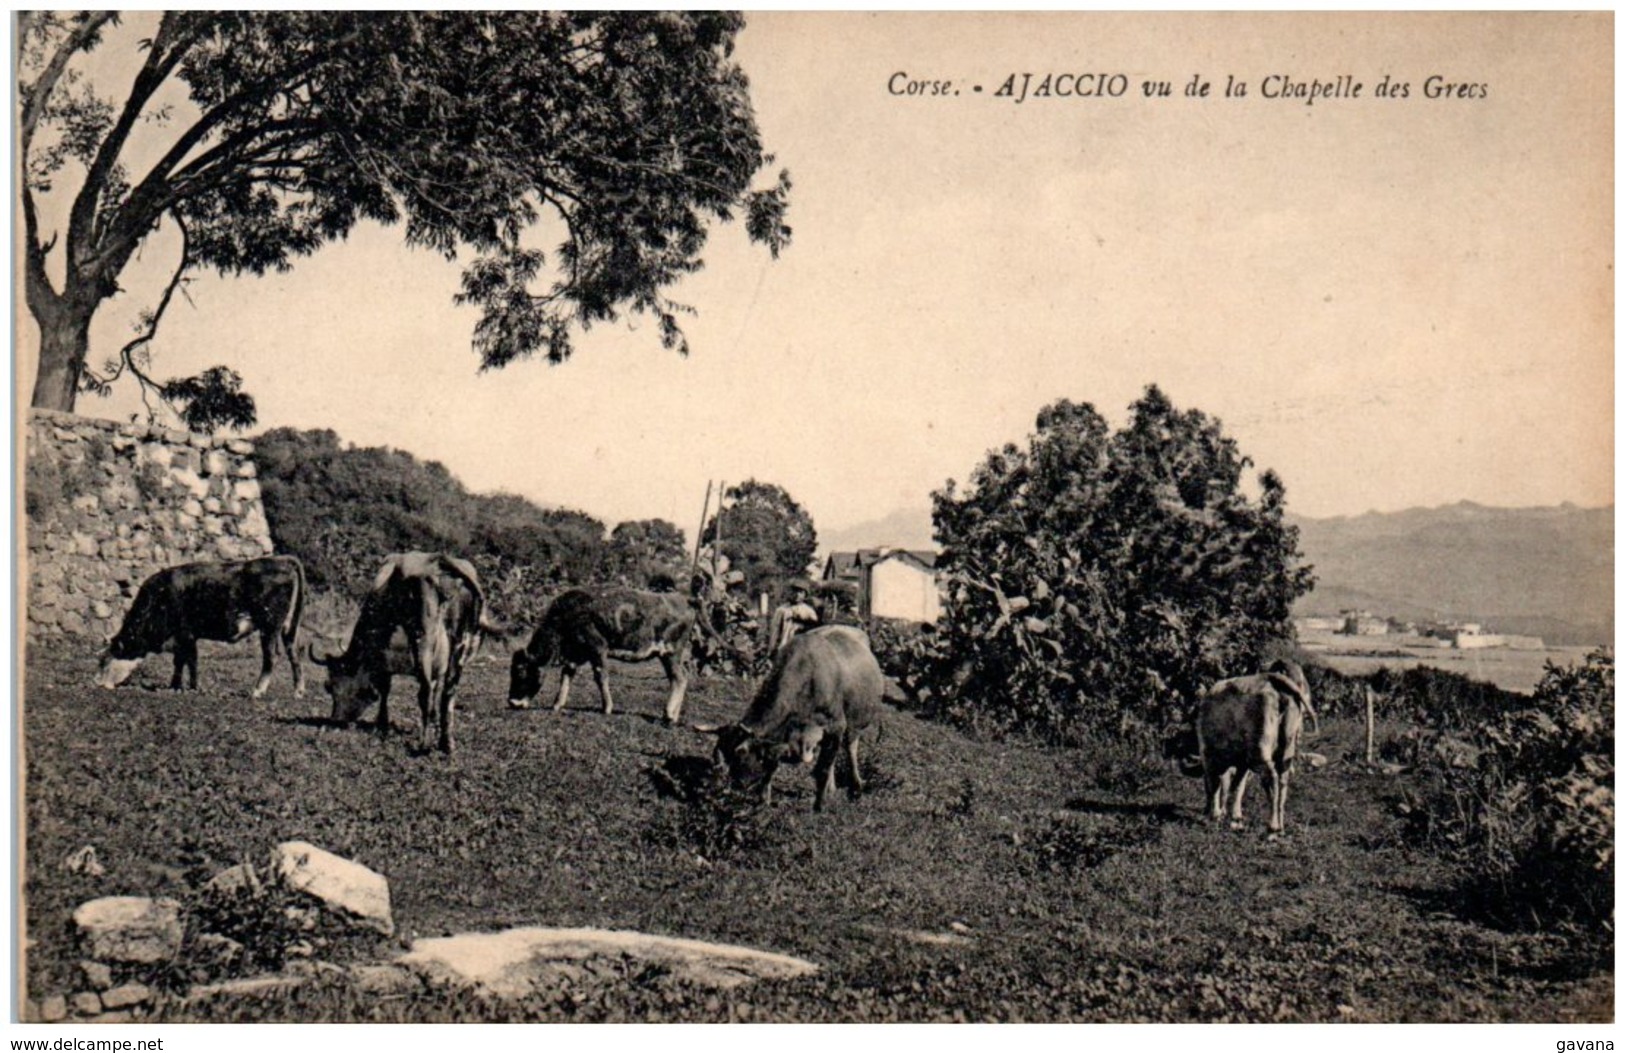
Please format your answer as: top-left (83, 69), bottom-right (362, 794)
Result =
top-left (822, 500), bottom-right (1614, 647)
top-left (819, 507), bottom-right (937, 558)
top-left (1289, 502), bottom-right (1613, 646)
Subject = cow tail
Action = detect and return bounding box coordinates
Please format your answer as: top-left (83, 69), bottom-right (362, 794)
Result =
top-left (283, 556), bottom-right (307, 655)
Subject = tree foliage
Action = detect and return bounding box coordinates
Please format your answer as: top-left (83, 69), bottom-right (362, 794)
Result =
top-left (254, 427), bottom-right (610, 623)
top-left (1407, 649), bottom-right (1614, 934)
top-left (20, 11), bottom-right (791, 413)
top-left (702, 479), bottom-right (817, 597)
top-left (906, 387), bottom-right (1314, 743)
top-left (606, 519), bottom-right (689, 588)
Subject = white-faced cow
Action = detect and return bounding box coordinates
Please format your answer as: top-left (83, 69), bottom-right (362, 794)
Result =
top-left (312, 552), bottom-right (486, 754)
top-left (508, 587), bottom-right (695, 723)
top-left (96, 556), bottom-right (307, 698)
top-left (707, 624), bottom-right (885, 812)
top-left (1195, 659), bottom-right (1319, 836)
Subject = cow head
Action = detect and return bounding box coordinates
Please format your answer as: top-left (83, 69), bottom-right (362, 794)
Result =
top-left (711, 724), bottom-right (780, 788)
top-left (782, 718), bottom-right (827, 766)
top-left (95, 632), bottom-right (142, 689)
top-left (96, 653), bottom-right (142, 689)
top-left (308, 644), bottom-right (377, 724)
top-left (508, 649), bottom-right (541, 708)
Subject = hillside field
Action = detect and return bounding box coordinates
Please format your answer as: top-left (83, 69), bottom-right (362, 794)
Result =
top-left (20, 645), bottom-right (1612, 1023)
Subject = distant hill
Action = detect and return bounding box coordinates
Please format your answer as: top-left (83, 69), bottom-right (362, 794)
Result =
top-left (1291, 502), bottom-right (1613, 646)
top-left (819, 506), bottom-right (937, 558)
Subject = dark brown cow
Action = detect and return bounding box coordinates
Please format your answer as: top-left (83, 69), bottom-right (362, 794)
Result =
top-left (508, 587), bottom-right (695, 723)
top-left (96, 556), bottom-right (306, 698)
top-left (1195, 659), bottom-right (1318, 836)
top-left (708, 624), bottom-right (885, 812)
top-left (312, 552), bottom-right (486, 754)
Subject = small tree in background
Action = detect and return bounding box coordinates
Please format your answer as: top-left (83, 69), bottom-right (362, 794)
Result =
top-left (913, 386), bottom-right (1314, 743)
top-left (607, 519), bottom-right (689, 588)
top-left (702, 479), bottom-right (817, 598)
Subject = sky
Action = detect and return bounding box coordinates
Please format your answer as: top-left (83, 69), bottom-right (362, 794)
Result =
top-left (14, 12), bottom-right (1615, 544)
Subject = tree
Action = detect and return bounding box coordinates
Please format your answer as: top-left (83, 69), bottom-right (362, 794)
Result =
top-left (20, 12), bottom-right (792, 419)
top-left (702, 479), bottom-right (817, 596)
top-left (915, 387), bottom-right (1314, 743)
top-left (607, 519), bottom-right (688, 587)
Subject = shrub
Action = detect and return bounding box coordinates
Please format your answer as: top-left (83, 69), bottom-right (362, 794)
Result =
top-left (1408, 649), bottom-right (1614, 932)
top-left (915, 388), bottom-right (1313, 746)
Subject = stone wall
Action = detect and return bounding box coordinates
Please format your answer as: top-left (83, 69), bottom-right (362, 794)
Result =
top-left (24, 408), bottom-right (276, 642)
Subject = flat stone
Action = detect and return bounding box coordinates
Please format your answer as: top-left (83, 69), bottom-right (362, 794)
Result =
top-left (188, 432), bottom-right (210, 449)
top-left (78, 959), bottom-right (114, 990)
top-left (233, 461), bottom-right (258, 479)
top-left (171, 467), bottom-right (209, 499)
top-left (71, 991), bottom-right (102, 1017)
top-left (272, 841), bottom-right (394, 936)
top-left (233, 479), bottom-right (262, 502)
top-left (348, 964), bottom-right (423, 997)
top-left (99, 983), bottom-right (151, 1009)
top-left (73, 897), bottom-right (184, 964)
top-left (398, 927), bottom-right (820, 998)
top-left (140, 444), bottom-right (173, 469)
top-left (186, 974), bottom-right (305, 1003)
top-left (226, 439), bottom-right (255, 456)
top-left (202, 451), bottom-right (230, 477)
top-left (38, 995), bottom-right (67, 1022)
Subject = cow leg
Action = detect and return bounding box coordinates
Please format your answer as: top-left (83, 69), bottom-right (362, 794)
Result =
top-left (845, 731), bottom-right (865, 800)
top-left (592, 660), bottom-right (613, 715)
top-left (285, 625), bottom-right (306, 699)
top-left (553, 665), bottom-right (575, 712)
top-left (1266, 764), bottom-right (1289, 835)
top-left (811, 736), bottom-right (842, 812)
top-left (172, 638), bottom-right (199, 690)
top-left (660, 654), bottom-right (688, 725)
top-left (1204, 767), bottom-right (1226, 823)
top-left (253, 632), bottom-right (276, 699)
top-left (376, 672), bottom-right (392, 741)
top-left (1229, 770), bottom-right (1252, 830)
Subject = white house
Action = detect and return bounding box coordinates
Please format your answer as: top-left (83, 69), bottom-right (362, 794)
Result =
top-left (822, 547), bottom-right (943, 624)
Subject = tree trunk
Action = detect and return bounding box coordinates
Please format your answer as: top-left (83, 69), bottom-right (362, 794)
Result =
top-left (30, 304), bottom-right (93, 412)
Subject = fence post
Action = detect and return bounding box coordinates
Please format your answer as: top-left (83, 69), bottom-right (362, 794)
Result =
top-left (1364, 686), bottom-right (1376, 765)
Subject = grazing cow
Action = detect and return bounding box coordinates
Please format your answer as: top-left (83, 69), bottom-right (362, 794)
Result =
top-left (96, 556), bottom-right (306, 698)
top-left (311, 552), bottom-right (486, 754)
top-left (508, 587), bottom-right (695, 723)
top-left (707, 625), bottom-right (885, 812)
top-left (1195, 659), bottom-right (1319, 836)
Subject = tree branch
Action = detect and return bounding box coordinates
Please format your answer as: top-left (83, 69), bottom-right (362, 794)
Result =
top-left (19, 11), bottom-right (119, 155)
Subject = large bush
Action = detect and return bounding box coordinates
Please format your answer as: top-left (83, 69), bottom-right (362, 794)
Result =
top-left (255, 427), bottom-right (613, 624)
top-left (904, 388), bottom-right (1313, 744)
top-left (1410, 650), bottom-right (1614, 933)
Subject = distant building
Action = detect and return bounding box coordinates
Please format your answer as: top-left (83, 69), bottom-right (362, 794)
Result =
top-left (1294, 616), bottom-right (1342, 633)
top-left (822, 547), bottom-right (943, 624)
top-left (1340, 609), bottom-right (1390, 636)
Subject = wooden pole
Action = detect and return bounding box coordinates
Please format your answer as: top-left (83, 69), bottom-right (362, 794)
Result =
top-left (713, 479), bottom-right (726, 580)
top-left (1364, 686), bottom-right (1376, 765)
top-left (690, 480), bottom-right (713, 582)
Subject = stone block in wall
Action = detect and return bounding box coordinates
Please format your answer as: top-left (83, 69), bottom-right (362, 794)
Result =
top-left (140, 443), bottom-right (172, 469)
top-left (239, 505), bottom-right (271, 540)
top-left (203, 497), bottom-right (222, 514)
top-left (202, 516), bottom-right (225, 537)
top-left (171, 468), bottom-right (208, 499)
top-left (71, 494), bottom-right (100, 514)
top-left (71, 533), bottom-right (98, 557)
top-left (180, 499), bottom-right (203, 519)
top-left (227, 439), bottom-right (254, 456)
top-left (170, 448), bottom-right (201, 474)
top-left (234, 461), bottom-right (258, 479)
top-left (202, 450), bottom-right (229, 477)
top-left (187, 432), bottom-right (210, 450)
top-left (233, 479), bottom-right (261, 502)
top-left (60, 611), bottom-right (87, 635)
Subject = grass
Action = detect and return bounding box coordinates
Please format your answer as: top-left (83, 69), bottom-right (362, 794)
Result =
top-left (20, 644), bottom-right (1612, 1022)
